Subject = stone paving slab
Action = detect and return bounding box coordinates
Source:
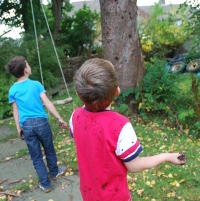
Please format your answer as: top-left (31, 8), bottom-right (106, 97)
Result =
top-left (0, 155), bottom-right (37, 191)
top-left (12, 175), bottom-right (82, 201)
top-left (0, 125), bottom-right (15, 138)
top-left (0, 124), bottom-right (82, 201)
top-left (0, 138), bottom-right (27, 160)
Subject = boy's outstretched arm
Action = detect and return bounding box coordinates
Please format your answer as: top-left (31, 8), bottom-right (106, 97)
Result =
top-left (40, 93), bottom-right (67, 128)
top-left (124, 153), bottom-right (186, 173)
top-left (12, 102), bottom-right (24, 140)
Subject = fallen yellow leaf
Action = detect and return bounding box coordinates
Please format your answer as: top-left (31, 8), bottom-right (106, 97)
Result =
top-left (157, 171), bottom-right (165, 177)
top-left (132, 183), bottom-right (136, 187)
top-left (137, 188), bottom-right (144, 196)
top-left (165, 165), bottom-right (170, 169)
top-left (170, 180), bottom-right (180, 187)
top-left (128, 184), bottom-right (133, 190)
top-left (167, 192), bottom-right (176, 197)
top-left (17, 190), bottom-right (21, 195)
top-left (127, 175), bottom-right (132, 182)
top-left (179, 179), bottom-right (185, 184)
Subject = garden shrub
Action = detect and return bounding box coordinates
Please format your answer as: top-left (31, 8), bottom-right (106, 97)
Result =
top-left (115, 58), bottom-right (182, 121)
top-left (0, 38), bottom-right (19, 119)
top-left (137, 58), bottom-right (177, 113)
top-left (176, 73), bottom-right (200, 136)
top-left (0, 75), bottom-right (15, 120)
top-left (119, 104), bottom-right (130, 117)
top-left (57, 4), bottom-right (100, 57)
top-left (138, 3), bottom-right (190, 60)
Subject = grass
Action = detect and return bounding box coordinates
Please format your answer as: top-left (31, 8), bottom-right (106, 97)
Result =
top-left (0, 133), bottom-right (18, 143)
top-left (175, 73), bottom-right (200, 95)
top-left (15, 148), bottom-right (29, 158)
top-left (1, 81), bottom-right (200, 200)
top-left (129, 121), bottom-right (200, 200)
top-left (10, 176), bottom-right (39, 193)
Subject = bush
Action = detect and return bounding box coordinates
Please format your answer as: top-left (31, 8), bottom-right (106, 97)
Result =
top-left (58, 4), bottom-right (100, 57)
top-left (0, 75), bottom-right (15, 119)
top-left (0, 38), bottom-right (19, 119)
top-left (137, 58), bottom-right (178, 114)
top-left (139, 3), bottom-right (190, 59)
top-left (114, 59), bottom-right (178, 116)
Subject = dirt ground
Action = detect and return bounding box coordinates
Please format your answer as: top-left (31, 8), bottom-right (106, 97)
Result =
top-left (0, 125), bottom-right (82, 201)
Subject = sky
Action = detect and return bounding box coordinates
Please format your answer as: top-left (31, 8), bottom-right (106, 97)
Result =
top-left (0, 0), bottom-right (187, 39)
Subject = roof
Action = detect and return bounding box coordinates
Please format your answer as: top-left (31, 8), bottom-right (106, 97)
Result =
top-left (68, 0), bottom-right (100, 16)
top-left (68, 0), bottom-right (181, 20)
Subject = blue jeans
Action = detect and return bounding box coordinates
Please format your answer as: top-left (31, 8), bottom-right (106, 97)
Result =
top-left (23, 118), bottom-right (58, 188)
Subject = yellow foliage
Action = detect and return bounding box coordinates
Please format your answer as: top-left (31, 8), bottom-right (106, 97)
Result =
top-left (141, 39), bottom-right (153, 53)
top-left (166, 106), bottom-right (170, 112)
top-left (139, 102), bottom-right (143, 110)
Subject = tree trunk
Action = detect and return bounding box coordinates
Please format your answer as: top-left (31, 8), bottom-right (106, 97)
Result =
top-left (52, 0), bottom-right (62, 36)
top-left (99, 0), bottom-right (145, 90)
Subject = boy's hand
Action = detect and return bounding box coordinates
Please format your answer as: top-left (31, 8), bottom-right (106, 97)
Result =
top-left (18, 129), bottom-right (24, 140)
top-left (168, 153), bottom-right (187, 165)
top-left (58, 118), bottom-right (68, 129)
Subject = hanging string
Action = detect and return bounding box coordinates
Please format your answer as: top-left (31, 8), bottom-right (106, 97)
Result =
top-left (30, 0), bottom-right (44, 86)
top-left (39, 0), bottom-right (75, 111)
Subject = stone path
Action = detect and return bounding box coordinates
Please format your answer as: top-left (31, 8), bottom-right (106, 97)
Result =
top-left (0, 125), bottom-right (82, 201)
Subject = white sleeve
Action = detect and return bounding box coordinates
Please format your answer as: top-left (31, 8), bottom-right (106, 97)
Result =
top-left (69, 112), bottom-right (74, 138)
top-left (115, 122), bottom-right (143, 162)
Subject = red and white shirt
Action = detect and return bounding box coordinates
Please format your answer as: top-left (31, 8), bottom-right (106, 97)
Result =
top-left (69, 107), bottom-right (143, 201)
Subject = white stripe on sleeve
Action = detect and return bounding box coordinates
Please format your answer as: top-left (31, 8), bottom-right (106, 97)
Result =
top-left (69, 112), bottom-right (74, 137)
top-left (115, 122), bottom-right (137, 156)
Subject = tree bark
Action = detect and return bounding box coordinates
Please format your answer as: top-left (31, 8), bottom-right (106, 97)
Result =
top-left (99, 0), bottom-right (145, 90)
top-left (52, 0), bottom-right (62, 36)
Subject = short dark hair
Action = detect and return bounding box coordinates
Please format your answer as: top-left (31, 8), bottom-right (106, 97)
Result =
top-left (4, 56), bottom-right (26, 78)
top-left (74, 58), bottom-right (118, 111)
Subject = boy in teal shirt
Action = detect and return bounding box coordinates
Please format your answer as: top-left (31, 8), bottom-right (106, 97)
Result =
top-left (5, 56), bottom-right (67, 193)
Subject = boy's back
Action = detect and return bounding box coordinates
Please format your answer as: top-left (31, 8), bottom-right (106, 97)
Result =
top-left (9, 79), bottom-right (47, 126)
top-left (70, 107), bottom-right (140, 201)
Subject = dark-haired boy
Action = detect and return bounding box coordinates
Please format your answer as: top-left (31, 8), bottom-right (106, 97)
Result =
top-left (5, 56), bottom-right (67, 193)
top-left (69, 58), bottom-right (187, 201)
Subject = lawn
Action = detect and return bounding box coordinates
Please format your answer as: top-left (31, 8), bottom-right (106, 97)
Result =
top-left (2, 79), bottom-right (200, 200)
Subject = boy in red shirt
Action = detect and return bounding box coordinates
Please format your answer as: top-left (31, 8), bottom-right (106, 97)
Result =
top-left (69, 58), bottom-right (186, 201)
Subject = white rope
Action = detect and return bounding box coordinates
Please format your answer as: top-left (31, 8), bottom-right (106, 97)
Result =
top-left (30, 0), bottom-right (75, 111)
top-left (39, 0), bottom-right (74, 111)
top-left (30, 0), bottom-right (44, 86)
top-left (40, 0), bottom-right (74, 109)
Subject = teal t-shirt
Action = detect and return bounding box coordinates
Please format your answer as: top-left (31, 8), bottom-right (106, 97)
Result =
top-left (9, 79), bottom-right (48, 126)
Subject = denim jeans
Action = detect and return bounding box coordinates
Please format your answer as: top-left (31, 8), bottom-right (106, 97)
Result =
top-left (23, 118), bottom-right (58, 188)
